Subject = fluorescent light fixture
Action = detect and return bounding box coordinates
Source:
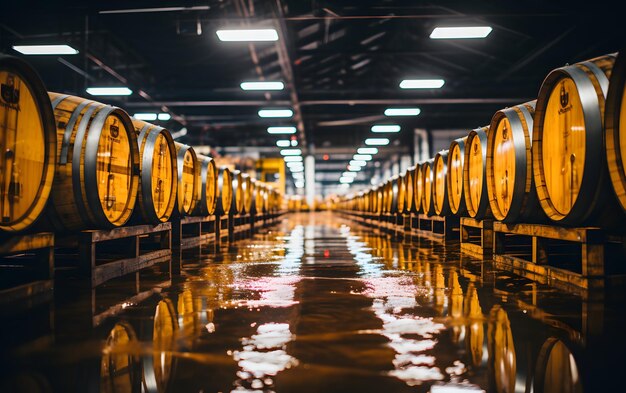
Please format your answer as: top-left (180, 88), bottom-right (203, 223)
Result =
top-left (134, 113), bottom-right (157, 121)
top-left (268, 126), bottom-right (296, 134)
top-left (290, 139), bottom-right (298, 147)
top-left (240, 81), bottom-right (284, 90)
top-left (295, 181), bottom-right (305, 188)
top-left (276, 140), bottom-right (291, 147)
top-left (100, 6), bottom-right (210, 14)
top-left (280, 148), bottom-right (301, 156)
top-left (216, 29), bottom-right (278, 42)
top-left (259, 109), bottom-right (293, 118)
top-left (384, 107), bottom-right (421, 116)
top-left (430, 26), bottom-right (492, 39)
top-left (350, 160), bottom-right (367, 167)
top-left (284, 156), bottom-right (303, 162)
top-left (13, 44), bottom-right (78, 55)
top-left (158, 113), bottom-right (171, 121)
top-left (365, 138), bottom-right (390, 146)
top-left (340, 177), bottom-right (354, 184)
top-left (86, 87), bottom-right (133, 96)
top-left (399, 79), bottom-right (445, 89)
top-left (287, 162), bottom-right (304, 169)
top-left (371, 124), bottom-right (401, 133)
top-left (348, 165), bottom-right (362, 172)
top-left (353, 154), bottom-right (372, 161)
top-left (292, 172), bottom-right (304, 179)
top-left (291, 167), bottom-right (304, 173)
top-left (342, 171), bottom-right (357, 178)
top-left (357, 147), bottom-right (378, 155)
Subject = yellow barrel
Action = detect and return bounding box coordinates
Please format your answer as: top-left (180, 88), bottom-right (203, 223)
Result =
top-left (447, 137), bottom-right (467, 216)
top-left (421, 159), bottom-right (435, 216)
top-left (605, 51), bottom-right (626, 213)
top-left (48, 93), bottom-right (139, 230)
top-left (382, 180), bottom-right (393, 213)
top-left (533, 53), bottom-right (621, 225)
top-left (533, 338), bottom-right (582, 393)
top-left (100, 322), bottom-right (141, 392)
top-left (131, 119), bottom-right (177, 224)
top-left (464, 126), bottom-right (491, 219)
top-left (487, 306), bottom-right (517, 393)
top-left (390, 175), bottom-right (405, 213)
top-left (173, 142), bottom-right (198, 216)
top-left (404, 167), bottom-right (414, 213)
top-left (0, 55), bottom-right (56, 232)
top-left (216, 166), bottom-right (233, 216)
top-left (192, 154), bottom-right (217, 216)
top-left (230, 170), bottom-right (244, 214)
top-left (141, 299), bottom-right (178, 392)
top-left (413, 163), bottom-right (423, 213)
top-left (251, 180), bottom-right (265, 214)
top-left (433, 150), bottom-right (450, 216)
top-left (372, 186), bottom-right (383, 214)
top-left (487, 101), bottom-right (546, 223)
top-left (240, 173), bottom-right (252, 215)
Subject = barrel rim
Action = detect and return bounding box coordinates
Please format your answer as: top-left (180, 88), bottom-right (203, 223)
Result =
top-left (605, 50), bottom-right (626, 212)
top-left (421, 158), bottom-right (435, 216)
top-left (175, 143), bottom-right (198, 215)
top-left (0, 55), bottom-right (56, 232)
top-left (433, 150), bottom-right (450, 216)
top-left (446, 136), bottom-right (467, 215)
top-left (216, 166), bottom-right (233, 215)
top-left (463, 126), bottom-right (491, 219)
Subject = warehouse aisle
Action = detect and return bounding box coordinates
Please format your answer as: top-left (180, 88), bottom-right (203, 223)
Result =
top-left (1, 212), bottom-right (625, 392)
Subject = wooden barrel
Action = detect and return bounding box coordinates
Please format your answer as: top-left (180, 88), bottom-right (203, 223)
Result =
top-left (421, 159), bottom-right (435, 216)
top-left (390, 175), bottom-right (405, 213)
top-left (413, 163), bottom-right (423, 213)
top-left (251, 180), bottom-right (265, 214)
top-left (486, 101), bottom-right (546, 223)
top-left (404, 167), bottom-right (414, 213)
top-left (447, 137), bottom-right (467, 216)
top-left (241, 173), bottom-right (253, 215)
top-left (605, 50), bottom-right (626, 213)
top-left (131, 119), bottom-right (177, 224)
top-left (230, 170), bottom-right (244, 215)
top-left (216, 166), bottom-right (233, 216)
top-left (464, 126), bottom-right (491, 219)
top-left (141, 299), bottom-right (178, 392)
top-left (0, 55), bottom-right (56, 232)
top-left (48, 93), bottom-right (139, 230)
top-left (533, 53), bottom-right (621, 226)
top-left (371, 186), bottom-right (382, 214)
top-left (433, 150), bottom-right (451, 216)
top-left (173, 142), bottom-right (198, 216)
top-left (191, 154), bottom-right (217, 216)
top-left (382, 180), bottom-right (393, 213)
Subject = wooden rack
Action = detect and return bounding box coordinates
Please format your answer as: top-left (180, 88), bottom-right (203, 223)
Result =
top-left (460, 217), bottom-right (494, 258)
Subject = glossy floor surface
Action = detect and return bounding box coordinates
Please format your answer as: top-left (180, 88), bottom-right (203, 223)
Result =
top-left (2, 212), bottom-right (625, 392)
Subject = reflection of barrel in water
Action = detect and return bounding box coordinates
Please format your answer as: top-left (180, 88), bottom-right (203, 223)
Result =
top-left (141, 299), bottom-right (178, 393)
top-left (100, 322), bottom-right (142, 393)
top-left (464, 284), bottom-right (485, 368)
top-left (488, 306), bottom-right (516, 393)
top-left (533, 338), bottom-right (582, 393)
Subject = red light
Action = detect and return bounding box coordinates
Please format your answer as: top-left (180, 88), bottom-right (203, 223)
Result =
top-left (324, 249), bottom-right (330, 258)
top-left (323, 154), bottom-right (329, 161)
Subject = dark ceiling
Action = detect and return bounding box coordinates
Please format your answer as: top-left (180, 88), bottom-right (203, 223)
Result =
top-left (1, 1), bottom-right (624, 189)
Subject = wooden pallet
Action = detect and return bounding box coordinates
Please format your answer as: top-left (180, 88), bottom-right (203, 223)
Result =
top-left (492, 222), bottom-right (626, 296)
top-left (0, 232), bottom-right (54, 303)
top-left (409, 214), bottom-right (460, 242)
top-left (460, 217), bottom-right (494, 258)
top-left (57, 223), bottom-right (171, 287)
top-left (171, 215), bottom-right (218, 263)
top-left (216, 214), bottom-right (231, 246)
top-left (231, 214), bottom-right (253, 239)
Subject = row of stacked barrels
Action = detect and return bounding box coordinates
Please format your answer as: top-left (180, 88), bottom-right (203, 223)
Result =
top-left (0, 54), bottom-right (282, 233)
top-left (337, 50), bottom-right (626, 229)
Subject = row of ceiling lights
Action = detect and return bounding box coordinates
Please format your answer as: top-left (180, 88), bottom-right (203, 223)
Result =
top-left (12, 24), bottom-right (492, 192)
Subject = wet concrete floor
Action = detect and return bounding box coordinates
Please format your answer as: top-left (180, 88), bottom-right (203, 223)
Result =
top-left (1, 212), bottom-right (626, 392)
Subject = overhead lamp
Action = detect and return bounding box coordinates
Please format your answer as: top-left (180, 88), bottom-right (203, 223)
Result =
top-left (347, 165), bottom-right (362, 172)
top-left (295, 181), bottom-right (305, 189)
top-left (286, 162), bottom-right (304, 169)
top-left (342, 171), bottom-right (357, 178)
top-left (365, 138), bottom-right (390, 146)
top-left (240, 81), bottom-right (284, 90)
top-left (13, 44), bottom-right (78, 55)
top-left (430, 26), bottom-right (492, 39)
top-left (291, 167), bottom-right (304, 173)
top-left (371, 124), bottom-right (401, 133)
top-left (280, 148), bottom-right (301, 156)
top-left (384, 108), bottom-right (421, 116)
top-left (350, 160), bottom-right (366, 167)
top-left (284, 156), bottom-right (303, 162)
top-left (292, 172), bottom-right (304, 179)
top-left (158, 113), bottom-right (171, 121)
top-left (353, 154), bottom-right (372, 161)
top-left (268, 126), bottom-right (296, 134)
top-left (357, 147), bottom-right (378, 155)
top-left (134, 113), bottom-right (157, 121)
top-left (276, 140), bottom-right (291, 147)
top-left (399, 79), bottom-right (445, 89)
top-left (259, 109), bottom-right (293, 118)
top-left (86, 87), bottom-right (133, 96)
top-left (290, 139), bottom-right (298, 147)
top-left (216, 29), bottom-right (278, 42)
top-left (340, 177), bottom-right (354, 184)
